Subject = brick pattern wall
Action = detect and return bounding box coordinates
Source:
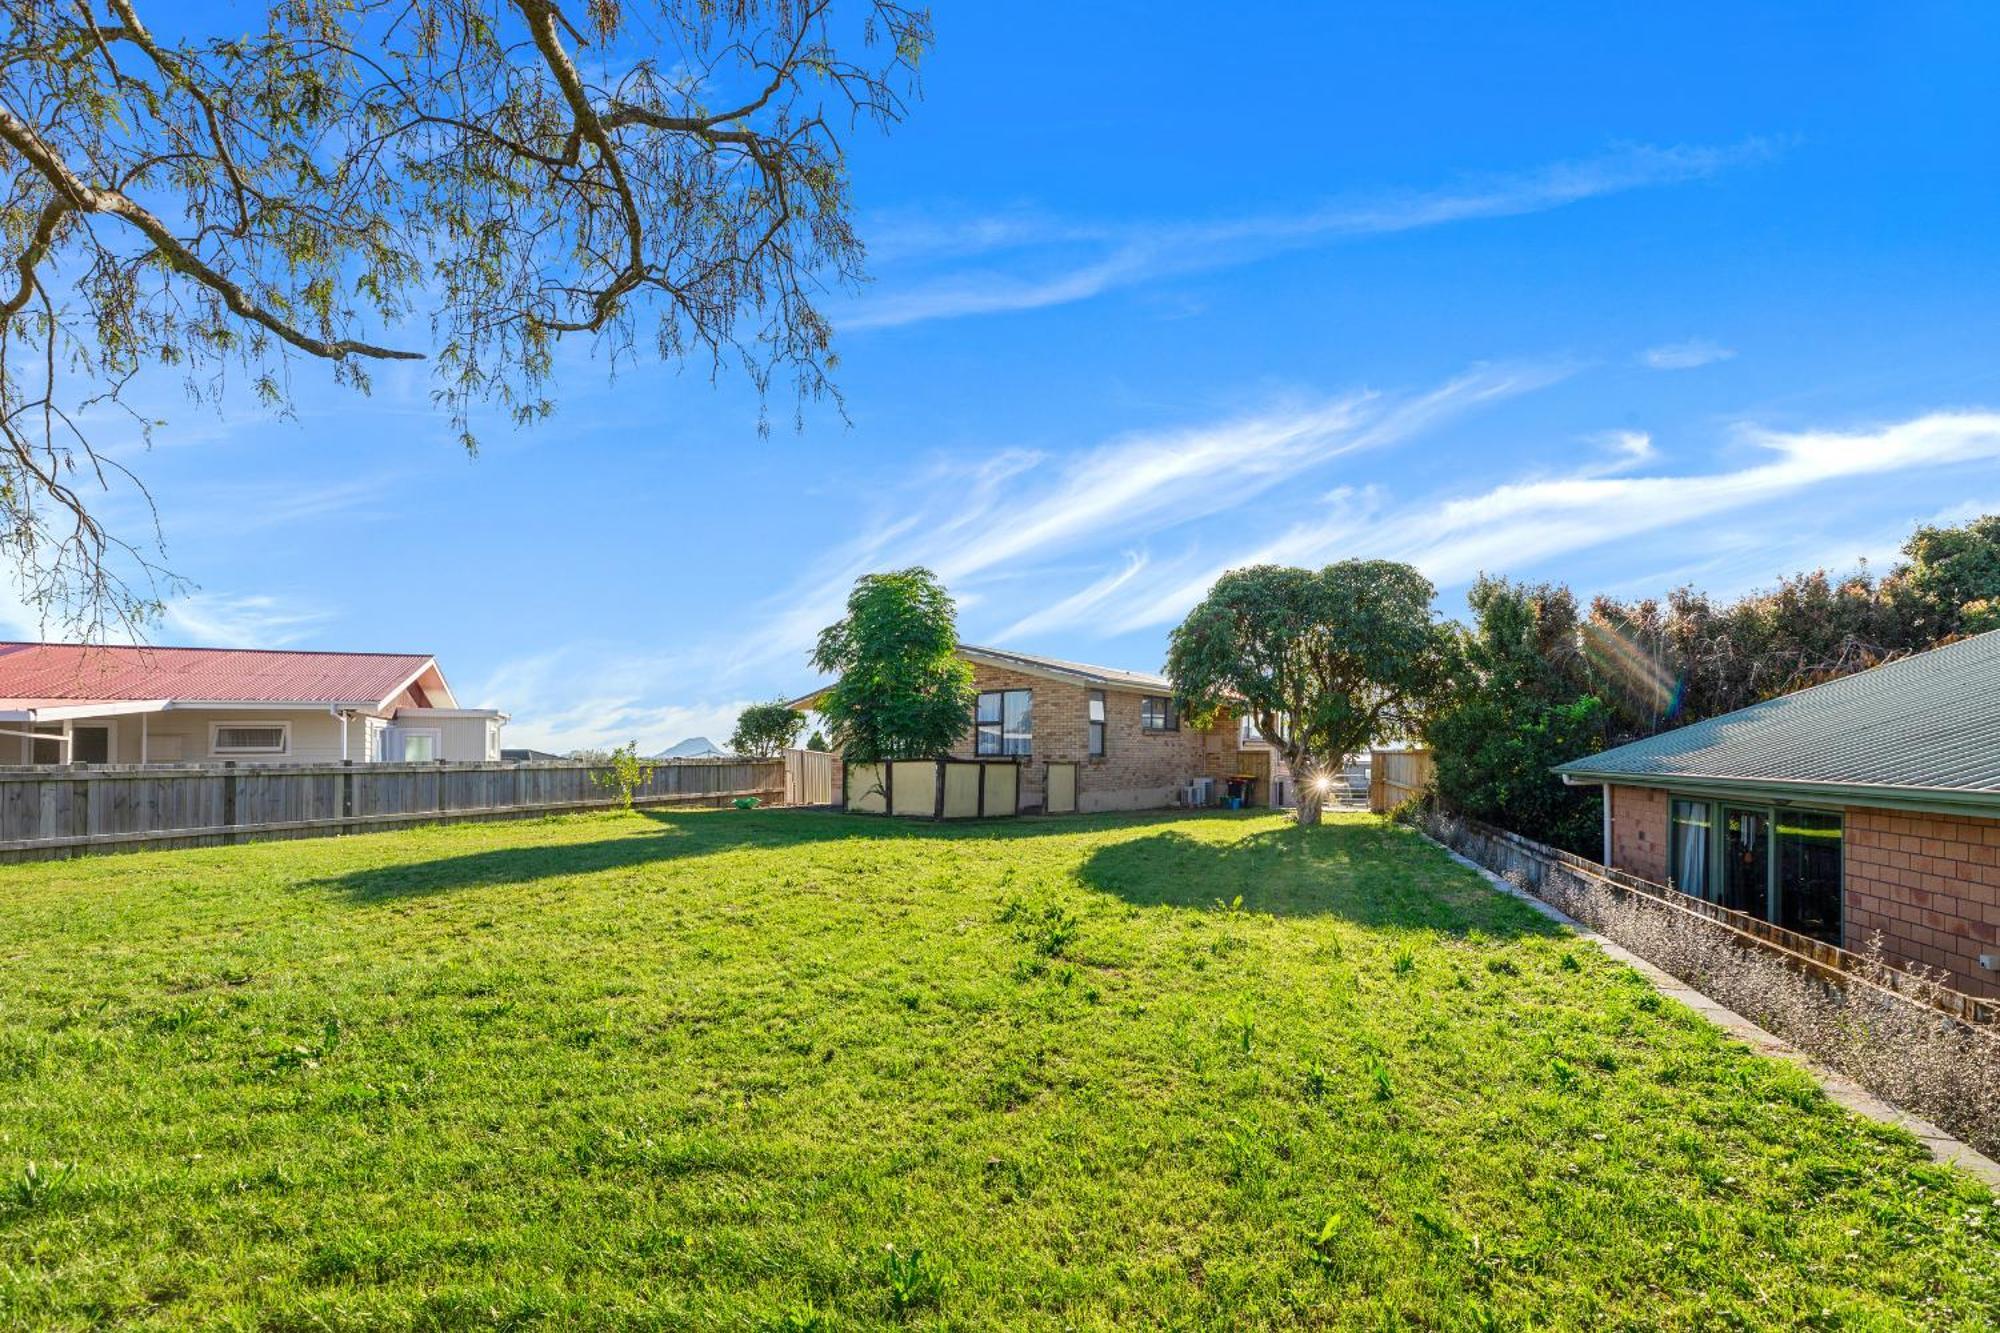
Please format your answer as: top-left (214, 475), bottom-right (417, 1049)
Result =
top-left (948, 665), bottom-right (1238, 812)
top-left (1846, 807), bottom-right (2000, 998)
top-left (1607, 784), bottom-right (1669, 883)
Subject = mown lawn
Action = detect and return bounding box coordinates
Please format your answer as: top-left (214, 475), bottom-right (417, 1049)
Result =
top-left (0, 809), bottom-right (1994, 1329)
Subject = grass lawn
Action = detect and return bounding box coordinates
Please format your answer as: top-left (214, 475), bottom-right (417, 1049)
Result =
top-left (1, 809), bottom-right (1995, 1329)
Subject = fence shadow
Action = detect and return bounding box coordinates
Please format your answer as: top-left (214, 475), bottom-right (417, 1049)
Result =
top-left (1074, 819), bottom-right (1565, 937)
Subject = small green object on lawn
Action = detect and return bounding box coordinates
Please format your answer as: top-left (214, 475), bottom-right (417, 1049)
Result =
top-left (732, 796), bottom-right (760, 809)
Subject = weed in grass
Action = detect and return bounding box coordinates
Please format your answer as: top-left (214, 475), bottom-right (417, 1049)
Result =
top-left (1306, 1212), bottom-right (1363, 1279)
top-left (9, 1159), bottom-right (74, 1211)
top-left (1559, 951), bottom-right (1582, 972)
top-left (1368, 1058), bottom-right (1395, 1102)
top-left (1392, 946), bottom-right (1416, 976)
top-left (264, 1018), bottom-right (342, 1076)
top-left (1300, 1060), bottom-right (1331, 1101)
top-left (881, 1244), bottom-right (948, 1317)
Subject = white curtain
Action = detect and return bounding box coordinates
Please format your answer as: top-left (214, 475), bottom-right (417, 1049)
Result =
top-left (1671, 803), bottom-right (1708, 899)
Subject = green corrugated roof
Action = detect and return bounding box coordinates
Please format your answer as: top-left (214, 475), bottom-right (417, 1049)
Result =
top-left (1554, 628), bottom-right (2000, 802)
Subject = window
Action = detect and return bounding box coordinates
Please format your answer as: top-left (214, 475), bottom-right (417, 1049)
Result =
top-left (1087, 690), bottom-right (1106, 757)
top-left (1776, 811), bottom-right (1843, 944)
top-left (1669, 799), bottom-right (1711, 900)
top-left (1140, 696), bottom-right (1178, 732)
top-left (384, 726), bottom-right (442, 762)
top-left (212, 722), bottom-right (289, 756)
top-left (975, 689), bottom-right (1032, 756)
top-left (1665, 796), bottom-right (1843, 947)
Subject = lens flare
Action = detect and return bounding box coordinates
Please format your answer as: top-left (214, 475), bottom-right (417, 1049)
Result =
top-left (1579, 620), bottom-right (1684, 719)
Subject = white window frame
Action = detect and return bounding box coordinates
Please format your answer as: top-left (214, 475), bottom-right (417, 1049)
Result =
top-left (210, 721), bottom-right (291, 757)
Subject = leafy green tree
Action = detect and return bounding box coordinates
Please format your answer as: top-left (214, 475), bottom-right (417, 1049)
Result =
top-left (1427, 578), bottom-right (1613, 853)
top-left (730, 702), bottom-right (805, 758)
top-left (1895, 515), bottom-right (2000, 640)
top-left (811, 569), bottom-right (976, 763)
top-left (805, 731), bottom-right (831, 752)
top-left (1168, 561), bottom-right (1451, 825)
top-left (0, 0), bottom-right (930, 634)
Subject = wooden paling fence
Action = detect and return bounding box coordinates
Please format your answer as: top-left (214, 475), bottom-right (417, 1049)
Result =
top-left (0, 757), bottom-right (785, 863)
top-left (1368, 747), bottom-right (1435, 813)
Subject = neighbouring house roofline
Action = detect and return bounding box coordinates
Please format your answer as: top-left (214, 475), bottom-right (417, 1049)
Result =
top-left (786, 642), bottom-right (1174, 711)
top-left (954, 644), bottom-right (1172, 694)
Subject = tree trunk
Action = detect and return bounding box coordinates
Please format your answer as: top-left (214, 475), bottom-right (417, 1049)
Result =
top-left (1288, 748), bottom-right (1324, 826)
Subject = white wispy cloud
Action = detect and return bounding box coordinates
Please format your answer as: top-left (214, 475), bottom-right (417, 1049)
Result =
top-left (729, 361), bottom-right (1567, 681)
top-left (1641, 338), bottom-right (1736, 370)
top-left (159, 592), bottom-right (332, 647)
top-left (1082, 410), bottom-right (2000, 634)
top-left (851, 140), bottom-right (1779, 329)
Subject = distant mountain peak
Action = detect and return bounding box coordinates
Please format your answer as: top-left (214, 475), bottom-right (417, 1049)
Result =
top-left (655, 735), bottom-right (726, 759)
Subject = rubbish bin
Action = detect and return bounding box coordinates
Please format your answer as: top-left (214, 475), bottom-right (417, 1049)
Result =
top-left (1225, 775), bottom-right (1257, 809)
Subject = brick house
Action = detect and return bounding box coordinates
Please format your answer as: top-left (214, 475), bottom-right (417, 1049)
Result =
top-left (1555, 629), bottom-right (2000, 998)
top-left (794, 644), bottom-right (1288, 814)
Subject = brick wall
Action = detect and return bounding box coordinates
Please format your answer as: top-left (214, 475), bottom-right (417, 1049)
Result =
top-left (1607, 783), bottom-right (1668, 882)
top-left (948, 664), bottom-right (1237, 811)
top-left (1846, 807), bottom-right (2000, 998)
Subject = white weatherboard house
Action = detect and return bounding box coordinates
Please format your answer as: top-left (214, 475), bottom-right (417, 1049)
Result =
top-left (0, 643), bottom-right (507, 765)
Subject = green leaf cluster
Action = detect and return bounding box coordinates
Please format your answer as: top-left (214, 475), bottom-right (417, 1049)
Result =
top-left (810, 568), bottom-right (975, 763)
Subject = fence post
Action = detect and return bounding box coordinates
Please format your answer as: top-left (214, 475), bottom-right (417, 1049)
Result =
top-left (341, 759), bottom-right (354, 834)
top-left (69, 766), bottom-right (88, 847)
top-left (222, 761), bottom-right (237, 845)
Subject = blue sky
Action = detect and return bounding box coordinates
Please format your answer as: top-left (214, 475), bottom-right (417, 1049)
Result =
top-left (37, 3), bottom-right (2000, 752)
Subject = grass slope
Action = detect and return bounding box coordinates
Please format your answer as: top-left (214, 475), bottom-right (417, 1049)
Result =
top-left (0, 809), bottom-right (1994, 1329)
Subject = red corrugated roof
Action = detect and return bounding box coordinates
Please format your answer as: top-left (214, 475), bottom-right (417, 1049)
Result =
top-left (0, 643), bottom-right (434, 706)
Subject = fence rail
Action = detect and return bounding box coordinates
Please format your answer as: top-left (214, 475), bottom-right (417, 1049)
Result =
top-left (1369, 747), bottom-right (1434, 813)
top-left (0, 757), bottom-right (785, 863)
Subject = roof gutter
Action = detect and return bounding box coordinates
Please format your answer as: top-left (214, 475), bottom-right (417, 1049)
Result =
top-left (1556, 767), bottom-right (2000, 820)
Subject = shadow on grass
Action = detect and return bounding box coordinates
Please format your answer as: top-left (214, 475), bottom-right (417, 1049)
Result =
top-left (1075, 820), bottom-right (1566, 937)
top-left (309, 805), bottom-right (1240, 903)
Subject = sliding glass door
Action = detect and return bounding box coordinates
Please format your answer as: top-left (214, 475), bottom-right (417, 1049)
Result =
top-left (1775, 812), bottom-right (1843, 942)
top-left (1720, 806), bottom-right (1771, 918)
top-left (1664, 797), bottom-right (1843, 946)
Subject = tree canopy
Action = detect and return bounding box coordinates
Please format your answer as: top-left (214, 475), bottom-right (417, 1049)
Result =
top-left (729, 701), bottom-right (805, 757)
top-left (0, 0), bottom-right (930, 632)
top-left (810, 567), bottom-right (973, 763)
top-left (1426, 512), bottom-right (2000, 851)
top-left (1168, 560), bottom-right (1450, 824)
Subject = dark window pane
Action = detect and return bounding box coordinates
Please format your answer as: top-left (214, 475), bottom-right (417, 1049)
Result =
top-left (975, 722), bottom-right (1001, 756)
top-left (1720, 807), bottom-right (1770, 920)
top-left (1776, 811), bottom-right (1842, 945)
